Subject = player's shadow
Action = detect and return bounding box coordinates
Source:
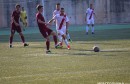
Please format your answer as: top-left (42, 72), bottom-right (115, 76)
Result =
top-left (28, 46), bottom-right (45, 49)
top-left (69, 53), bottom-right (96, 56)
top-left (70, 48), bottom-right (97, 56)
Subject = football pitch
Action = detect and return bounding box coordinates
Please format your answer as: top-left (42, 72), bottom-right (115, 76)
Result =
top-left (0, 24), bottom-right (130, 84)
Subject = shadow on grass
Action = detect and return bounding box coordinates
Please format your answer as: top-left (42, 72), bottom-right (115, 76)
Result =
top-left (49, 52), bottom-right (96, 56)
top-left (28, 46), bottom-right (45, 49)
top-left (69, 53), bottom-right (96, 56)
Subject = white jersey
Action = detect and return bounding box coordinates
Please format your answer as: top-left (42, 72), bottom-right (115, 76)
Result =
top-left (53, 14), bottom-right (69, 30)
top-left (53, 10), bottom-right (69, 30)
top-left (53, 10), bottom-right (60, 17)
top-left (86, 8), bottom-right (95, 20)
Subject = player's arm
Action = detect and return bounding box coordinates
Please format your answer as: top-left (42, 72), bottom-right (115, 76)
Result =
top-left (66, 22), bottom-right (70, 34)
top-left (85, 9), bottom-right (89, 21)
top-left (53, 11), bottom-right (56, 17)
top-left (48, 15), bottom-right (56, 24)
top-left (48, 18), bottom-right (54, 24)
top-left (66, 18), bottom-right (70, 29)
top-left (38, 19), bottom-right (51, 25)
top-left (52, 12), bottom-right (56, 23)
top-left (66, 16), bottom-right (70, 29)
top-left (65, 16), bottom-right (70, 34)
top-left (93, 12), bottom-right (97, 18)
top-left (66, 22), bottom-right (69, 29)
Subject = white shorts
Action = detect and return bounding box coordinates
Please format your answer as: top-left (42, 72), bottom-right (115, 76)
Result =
top-left (57, 26), bottom-right (66, 36)
top-left (87, 18), bottom-right (94, 24)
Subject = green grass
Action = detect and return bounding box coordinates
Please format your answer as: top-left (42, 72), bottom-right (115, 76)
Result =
top-left (0, 25), bottom-right (130, 84)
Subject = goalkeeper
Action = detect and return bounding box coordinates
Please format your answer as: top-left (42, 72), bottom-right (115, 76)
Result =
top-left (20, 7), bottom-right (27, 31)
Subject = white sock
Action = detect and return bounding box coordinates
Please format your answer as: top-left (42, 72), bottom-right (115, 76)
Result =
top-left (64, 39), bottom-right (69, 46)
top-left (86, 26), bottom-right (89, 32)
top-left (67, 33), bottom-right (71, 40)
top-left (58, 35), bottom-right (62, 42)
top-left (92, 27), bottom-right (94, 33)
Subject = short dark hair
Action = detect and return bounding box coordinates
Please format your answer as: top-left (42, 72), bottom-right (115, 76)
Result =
top-left (36, 5), bottom-right (43, 10)
top-left (90, 4), bottom-right (93, 6)
top-left (61, 8), bottom-right (64, 10)
top-left (15, 4), bottom-right (20, 8)
top-left (56, 3), bottom-right (60, 5)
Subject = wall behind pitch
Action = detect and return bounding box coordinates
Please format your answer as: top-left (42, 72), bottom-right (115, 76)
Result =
top-left (44, 0), bottom-right (130, 24)
top-left (0, 0), bottom-right (130, 28)
top-left (44, 0), bottom-right (89, 25)
top-left (0, 0), bottom-right (28, 28)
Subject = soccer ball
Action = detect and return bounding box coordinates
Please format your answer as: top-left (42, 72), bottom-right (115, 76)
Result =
top-left (93, 46), bottom-right (100, 52)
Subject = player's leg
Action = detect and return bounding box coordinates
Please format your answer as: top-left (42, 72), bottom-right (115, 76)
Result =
top-left (86, 19), bottom-right (90, 35)
top-left (50, 30), bottom-right (60, 48)
top-left (19, 32), bottom-right (29, 47)
top-left (55, 29), bottom-right (63, 47)
top-left (20, 19), bottom-right (25, 31)
top-left (41, 31), bottom-right (51, 53)
top-left (22, 20), bottom-right (27, 31)
top-left (66, 29), bottom-right (72, 42)
top-left (23, 20), bottom-right (27, 27)
top-left (47, 29), bottom-right (60, 48)
top-left (45, 36), bottom-right (51, 53)
top-left (57, 31), bottom-right (63, 46)
top-left (92, 24), bottom-right (95, 34)
top-left (17, 27), bottom-right (29, 47)
top-left (22, 22), bottom-right (25, 31)
top-left (91, 19), bottom-right (95, 34)
top-left (86, 24), bottom-right (90, 35)
top-left (9, 29), bottom-right (15, 48)
top-left (59, 29), bottom-right (70, 49)
top-left (24, 20), bottom-right (27, 27)
top-left (62, 34), bottom-right (70, 50)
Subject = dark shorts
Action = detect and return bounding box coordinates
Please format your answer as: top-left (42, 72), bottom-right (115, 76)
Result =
top-left (11, 25), bottom-right (22, 34)
top-left (40, 28), bottom-right (53, 38)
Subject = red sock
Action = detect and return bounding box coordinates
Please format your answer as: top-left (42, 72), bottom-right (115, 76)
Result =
top-left (46, 41), bottom-right (50, 50)
top-left (53, 35), bottom-right (57, 45)
top-left (9, 36), bottom-right (13, 44)
top-left (20, 35), bottom-right (25, 43)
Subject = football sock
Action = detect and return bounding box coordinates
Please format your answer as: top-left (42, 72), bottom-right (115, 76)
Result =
top-left (46, 41), bottom-right (50, 50)
top-left (9, 36), bottom-right (13, 45)
top-left (67, 33), bottom-right (71, 40)
top-left (86, 26), bottom-right (89, 33)
top-left (53, 35), bottom-right (57, 45)
top-left (58, 35), bottom-right (63, 42)
top-left (92, 27), bottom-right (94, 33)
top-left (20, 35), bottom-right (25, 43)
top-left (64, 39), bottom-right (69, 46)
